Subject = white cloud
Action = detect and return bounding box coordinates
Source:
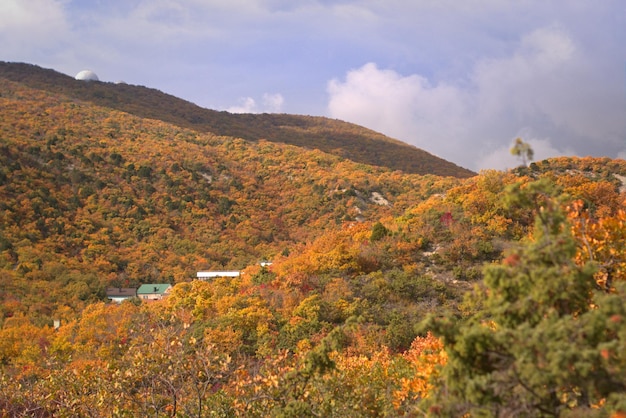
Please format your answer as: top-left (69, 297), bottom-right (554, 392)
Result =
top-left (226, 93), bottom-right (284, 113)
top-left (0, 0), bottom-right (66, 32)
top-left (227, 97), bottom-right (257, 114)
top-left (0, 0), bottom-right (69, 59)
top-left (327, 62), bottom-right (467, 157)
top-left (327, 25), bottom-right (626, 171)
top-left (477, 136), bottom-right (573, 171)
top-left (472, 26), bottom-right (575, 117)
top-left (262, 93), bottom-right (284, 113)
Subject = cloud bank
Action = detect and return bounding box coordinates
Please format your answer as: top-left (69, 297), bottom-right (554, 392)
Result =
top-left (328, 26), bottom-right (626, 171)
top-left (227, 93), bottom-right (284, 114)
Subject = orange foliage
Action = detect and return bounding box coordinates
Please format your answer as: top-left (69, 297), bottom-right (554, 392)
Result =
top-left (394, 332), bottom-right (447, 408)
top-left (568, 199), bottom-right (626, 290)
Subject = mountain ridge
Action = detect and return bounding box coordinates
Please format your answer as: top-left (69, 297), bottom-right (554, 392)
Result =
top-left (0, 61), bottom-right (475, 178)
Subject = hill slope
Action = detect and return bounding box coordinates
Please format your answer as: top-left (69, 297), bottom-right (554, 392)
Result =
top-left (0, 74), bottom-right (465, 322)
top-left (2, 64), bottom-right (626, 418)
top-left (0, 61), bottom-right (475, 178)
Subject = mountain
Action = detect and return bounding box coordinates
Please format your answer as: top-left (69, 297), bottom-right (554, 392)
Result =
top-left (2, 62), bottom-right (626, 417)
top-left (0, 62), bottom-right (475, 178)
top-left (0, 65), bottom-right (469, 323)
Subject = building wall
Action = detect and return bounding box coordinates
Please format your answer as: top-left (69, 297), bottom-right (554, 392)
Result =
top-left (139, 294), bottom-right (164, 300)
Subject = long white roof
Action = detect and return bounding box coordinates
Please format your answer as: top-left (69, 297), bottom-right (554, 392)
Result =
top-left (197, 271), bottom-right (240, 278)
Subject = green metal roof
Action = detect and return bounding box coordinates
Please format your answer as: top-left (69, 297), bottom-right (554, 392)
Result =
top-left (137, 284), bottom-right (172, 295)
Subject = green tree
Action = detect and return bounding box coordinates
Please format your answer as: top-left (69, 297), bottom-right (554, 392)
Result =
top-left (370, 221), bottom-right (389, 242)
top-left (424, 180), bottom-right (626, 417)
top-left (510, 137), bottom-right (534, 167)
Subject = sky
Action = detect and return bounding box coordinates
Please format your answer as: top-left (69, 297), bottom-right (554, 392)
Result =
top-left (1, 0), bottom-right (625, 171)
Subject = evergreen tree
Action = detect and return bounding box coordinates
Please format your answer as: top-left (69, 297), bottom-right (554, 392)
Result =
top-left (370, 221), bottom-right (389, 242)
top-left (424, 180), bottom-right (626, 417)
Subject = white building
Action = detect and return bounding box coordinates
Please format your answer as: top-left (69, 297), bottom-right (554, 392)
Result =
top-left (75, 70), bottom-right (99, 81)
top-left (197, 271), bottom-right (241, 280)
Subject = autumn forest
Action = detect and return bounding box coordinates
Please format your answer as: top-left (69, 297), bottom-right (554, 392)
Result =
top-left (1, 62), bottom-right (625, 417)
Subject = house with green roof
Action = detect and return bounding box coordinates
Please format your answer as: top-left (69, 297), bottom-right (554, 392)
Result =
top-left (137, 284), bottom-right (172, 301)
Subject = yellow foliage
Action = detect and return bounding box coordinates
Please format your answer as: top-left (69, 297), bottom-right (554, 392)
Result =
top-left (393, 332), bottom-right (447, 408)
top-left (569, 199), bottom-right (626, 289)
top-left (204, 326), bottom-right (243, 354)
top-left (0, 317), bottom-right (55, 368)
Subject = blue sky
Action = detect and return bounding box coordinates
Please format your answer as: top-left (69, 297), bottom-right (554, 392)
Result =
top-left (2, 0), bottom-right (625, 171)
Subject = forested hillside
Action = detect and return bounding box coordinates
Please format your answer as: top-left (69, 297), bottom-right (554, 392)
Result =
top-left (1, 64), bottom-right (626, 416)
top-left (0, 62), bottom-right (475, 178)
top-left (0, 76), bottom-right (465, 324)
